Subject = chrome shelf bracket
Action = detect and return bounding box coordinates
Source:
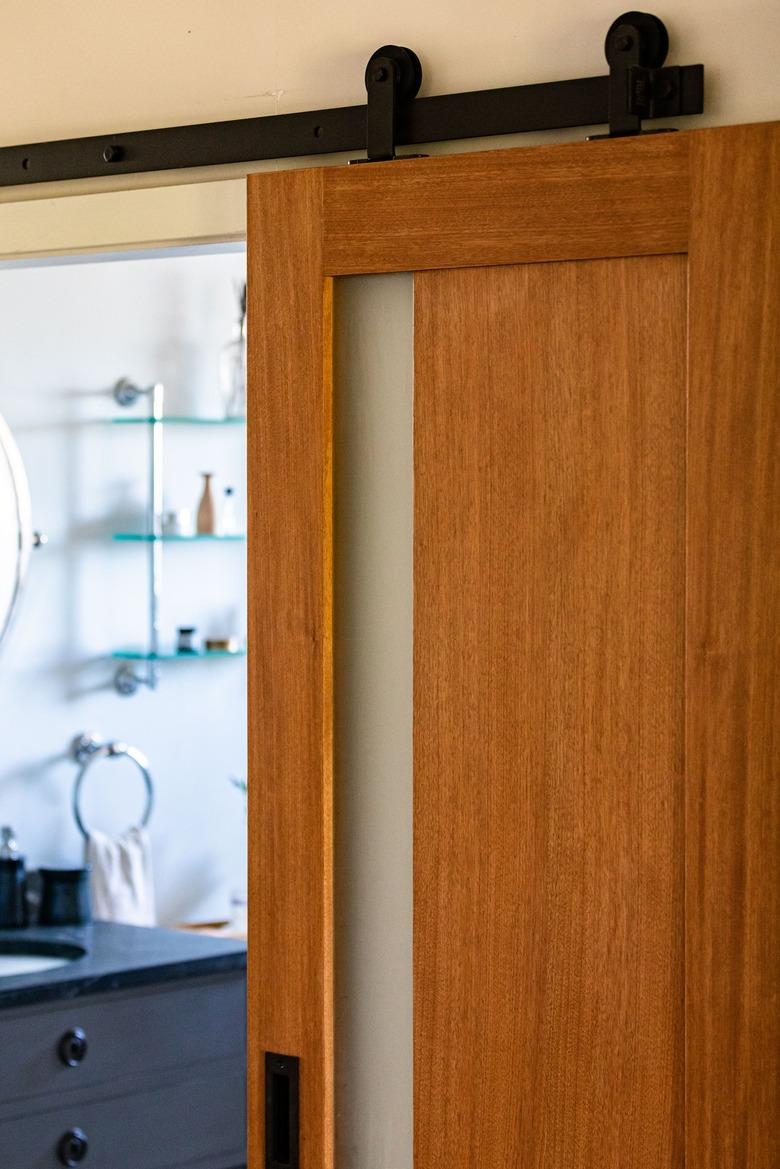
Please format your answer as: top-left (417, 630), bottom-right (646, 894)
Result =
top-left (113, 378), bottom-right (164, 696)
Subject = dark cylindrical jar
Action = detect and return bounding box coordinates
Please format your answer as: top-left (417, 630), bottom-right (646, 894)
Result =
top-left (0, 857), bottom-right (28, 927)
top-left (38, 867), bottom-right (92, 927)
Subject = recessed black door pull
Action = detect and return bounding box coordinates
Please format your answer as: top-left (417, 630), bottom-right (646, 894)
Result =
top-left (265, 1052), bottom-right (300, 1169)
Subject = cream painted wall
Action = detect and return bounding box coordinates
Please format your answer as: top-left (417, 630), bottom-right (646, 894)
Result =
top-left (1, 0), bottom-right (779, 258)
top-left (1, 0), bottom-right (778, 149)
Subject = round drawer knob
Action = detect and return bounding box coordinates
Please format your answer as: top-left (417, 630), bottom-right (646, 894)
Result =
top-left (58, 1028), bottom-right (88, 1067)
top-left (58, 1128), bottom-right (89, 1166)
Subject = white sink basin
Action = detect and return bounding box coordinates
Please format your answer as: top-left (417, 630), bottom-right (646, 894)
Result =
top-left (0, 939), bottom-right (86, 978)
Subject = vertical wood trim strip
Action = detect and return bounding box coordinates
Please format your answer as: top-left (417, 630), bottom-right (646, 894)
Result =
top-left (687, 122), bottom-right (780, 1168)
top-left (247, 167), bottom-right (334, 1169)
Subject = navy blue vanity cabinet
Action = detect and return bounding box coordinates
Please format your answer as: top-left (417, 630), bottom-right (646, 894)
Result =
top-left (0, 923), bottom-right (247, 1169)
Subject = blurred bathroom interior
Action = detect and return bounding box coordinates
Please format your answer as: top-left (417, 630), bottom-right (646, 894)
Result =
top-left (0, 242), bottom-right (249, 931)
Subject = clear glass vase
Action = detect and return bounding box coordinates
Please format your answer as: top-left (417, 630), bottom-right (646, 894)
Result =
top-left (220, 283), bottom-right (247, 419)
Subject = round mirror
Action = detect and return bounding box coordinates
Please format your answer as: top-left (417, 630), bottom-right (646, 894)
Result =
top-left (0, 410), bottom-right (32, 650)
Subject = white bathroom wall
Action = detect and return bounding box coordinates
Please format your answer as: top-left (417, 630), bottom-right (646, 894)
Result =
top-left (0, 246), bottom-right (248, 925)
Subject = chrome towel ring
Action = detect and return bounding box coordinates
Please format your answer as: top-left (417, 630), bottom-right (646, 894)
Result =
top-left (69, 732), bottom-right (154, 839)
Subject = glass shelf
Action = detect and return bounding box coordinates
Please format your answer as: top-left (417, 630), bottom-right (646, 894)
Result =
top-left (111, 415), bottom-right (245, 425)
top-left (112, 533), bottom-right (246, 542)
top-left (111, 648), bottom-right (246, 661)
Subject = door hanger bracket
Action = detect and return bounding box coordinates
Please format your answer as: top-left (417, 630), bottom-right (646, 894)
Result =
top-left (592, 10), bottom-right (694, 138)
top-left (350, 44), bottom-right (427, 164)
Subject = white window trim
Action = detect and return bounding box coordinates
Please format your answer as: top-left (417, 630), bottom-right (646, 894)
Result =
top-left (0, 178), bottom-right (247, 260)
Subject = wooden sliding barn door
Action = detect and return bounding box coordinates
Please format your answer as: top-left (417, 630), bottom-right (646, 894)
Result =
top-left (246, 123), bottom-right (779, 1169)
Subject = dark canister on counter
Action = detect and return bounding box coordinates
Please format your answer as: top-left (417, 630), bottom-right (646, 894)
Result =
top-left (0, 856), bottom-right (28, 927)
top-left (39, 867), bottom-right (92, 926)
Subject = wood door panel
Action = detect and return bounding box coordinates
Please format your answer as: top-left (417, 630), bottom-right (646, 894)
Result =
top-left (413, 257), bottom-right (686, 1167)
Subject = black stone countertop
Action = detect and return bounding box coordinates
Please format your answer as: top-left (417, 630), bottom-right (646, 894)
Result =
top-left (0, 921), bottom-right (246, 1009)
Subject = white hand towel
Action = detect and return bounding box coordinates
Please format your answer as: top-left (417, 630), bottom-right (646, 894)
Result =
top-left (85, 826), bottom-right (156, 926)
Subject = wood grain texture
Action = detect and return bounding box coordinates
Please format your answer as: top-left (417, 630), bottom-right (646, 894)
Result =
top-left (245, 123), bottom-right (780, 1169)
top-left (246, 166), bottom-right (334, 1169)
top-left (413, 257), bottom-right (687, 1168)
top-left (323, 134), bottom-right (689, 275)
top-left (686, 122), bottom-right (780, 1169)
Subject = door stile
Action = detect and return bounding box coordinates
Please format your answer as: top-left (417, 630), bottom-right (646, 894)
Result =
top-left (247, 166), bottom-right (334, 1169)
top-left (685, 121), bottom-right (780, 1168)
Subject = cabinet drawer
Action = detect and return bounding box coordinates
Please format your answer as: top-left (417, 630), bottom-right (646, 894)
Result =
top-left (0, 1059), bottom-right (245, 1169)
top-left (0, 975), bottom-right (245, 1108)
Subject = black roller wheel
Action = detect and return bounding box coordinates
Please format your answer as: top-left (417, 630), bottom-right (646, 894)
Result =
top-left (365, 45), bottom-right (423, 100)
top-left (605, 11), bottom-right (669, 68)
